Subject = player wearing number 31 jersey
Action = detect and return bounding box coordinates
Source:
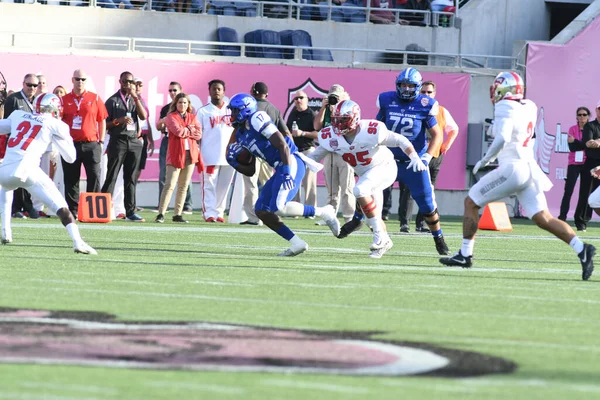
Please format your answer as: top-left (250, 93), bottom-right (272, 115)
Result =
top-left (310, 100), bottom-right (426, 258)
top-left (0, 93), bottom-right (97, 254)
top-left (440, 71), bottom-right (595, 281)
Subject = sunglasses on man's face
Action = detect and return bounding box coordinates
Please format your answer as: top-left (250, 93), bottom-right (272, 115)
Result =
top-left (294, 96), bottom-right (305, 101)
top-left (122, 79), bottom-right (135, 85)
top-left (74, 77), bottom-right (87, 82)
top-left (577, 114), bottom-right (589, 117)
top-left (25, 83), bottom-right (38, 88)
top-left (136, 83), bottom-right (143, 87)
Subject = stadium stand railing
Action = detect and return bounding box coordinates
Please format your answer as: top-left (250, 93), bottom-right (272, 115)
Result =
top-left (0, 30), bottom-right (517, 70)
top-left (8, 0), bottom-right (458, 28)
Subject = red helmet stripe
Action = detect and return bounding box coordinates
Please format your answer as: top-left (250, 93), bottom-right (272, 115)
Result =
top-left (35, 94), bottom-right (45, 113)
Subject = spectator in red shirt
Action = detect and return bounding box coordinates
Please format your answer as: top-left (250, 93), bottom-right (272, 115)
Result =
top-left (61, 69), bottom-right (108, 218)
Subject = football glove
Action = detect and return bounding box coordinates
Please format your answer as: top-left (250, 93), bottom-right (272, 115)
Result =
top-left (280, 165), bottom-right (294, 190)
top-left (407, 152), bottom-right (427, 172)
top-left (226, 143), bottom-right (243, 168)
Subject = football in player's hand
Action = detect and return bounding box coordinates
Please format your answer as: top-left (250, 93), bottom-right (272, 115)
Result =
top-left (237, 148), bottom-right (255, 165)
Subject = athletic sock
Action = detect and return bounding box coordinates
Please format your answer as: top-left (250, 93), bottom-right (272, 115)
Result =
top-left (303, 205), bottom-right (316, 217)
top-left (66, 223), bottom-right (83, 244)
top-left (275, 224), bottom-right (295, 241)
top-left (431, 228), bottom-right (443, 238)
top-left (461, 239), bottom-right (475, 257)
top-left (569, 236), bottom-right (585, 255)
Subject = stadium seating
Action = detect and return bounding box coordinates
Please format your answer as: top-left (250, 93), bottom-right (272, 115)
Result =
top-left (244, 29), bottom-right (284, 59)
top-left (279, 29), bottom-right (313, 60)
top-left (216, 27), bottom-right (241, 57)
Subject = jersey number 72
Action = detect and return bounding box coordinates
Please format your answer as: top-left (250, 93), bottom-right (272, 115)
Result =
top-left (7, 121), bottom-right (42, 151)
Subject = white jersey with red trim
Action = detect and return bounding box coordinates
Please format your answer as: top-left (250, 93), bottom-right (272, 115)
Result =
top-left (196, 102), bottom-right (234, 166)
top-left (312, 119), bottom-right (412, 177)
top-left (493, 99), bottom-right (537, 165)
top-left (0, 110), bottom-right (75, 180)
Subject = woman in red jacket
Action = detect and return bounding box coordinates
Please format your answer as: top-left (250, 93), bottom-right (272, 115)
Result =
top-left (155, 93), bottom-right (202, 223)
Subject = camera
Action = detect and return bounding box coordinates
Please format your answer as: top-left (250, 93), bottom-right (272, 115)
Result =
top-left (327, 94), bottom-right (339, 106)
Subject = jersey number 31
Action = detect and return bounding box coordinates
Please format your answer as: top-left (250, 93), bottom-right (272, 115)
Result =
top-left (8, 121), bottom-right (42, 151)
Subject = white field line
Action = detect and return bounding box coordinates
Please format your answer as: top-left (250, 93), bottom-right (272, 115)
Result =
top-left (460, 377), bottom-right (600, 393)
top-left (11, 222), bottom-right (593, 241)
top-left (0, 393), bottom-right (107, 400)
top-left (3, 283), bottom-right (600, 328)
top-left (394, 333), bottom-right (600, 353)
top-left (23, 278), bottom-right (600, 305)
top-left (147, 380), bottom-right (244, 395)
top-left (19, 382), bottom-right (118, 395)
top-left (261, 379), bottom-right (369, 394)
top-left (379, 379), bottom-right (477, 393)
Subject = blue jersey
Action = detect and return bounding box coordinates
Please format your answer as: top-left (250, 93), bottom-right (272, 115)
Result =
top-left (376, 91), bottom-right (439, 161)
top-left (235, 110), bottom-right (297, 169)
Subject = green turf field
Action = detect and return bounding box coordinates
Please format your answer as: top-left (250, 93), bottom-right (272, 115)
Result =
top-left (0, 213), bottom-right (599, 400)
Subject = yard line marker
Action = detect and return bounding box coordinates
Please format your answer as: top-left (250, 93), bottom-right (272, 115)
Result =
top-left (147, 381), bottom-right (244, 395)
top-left (19, 382), bottom-right (118, 395)
top-left (262, 379), bottom-right (369, 394)
top-left (461, 377), bottom-right (600, 393)
top-left (2, 284), bottom-right (599, 326)
top-left (0, 392), bottom-right (107, 400)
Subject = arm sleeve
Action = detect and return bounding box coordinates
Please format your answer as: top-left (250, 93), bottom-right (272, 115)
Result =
top-left (381, 130), bottom-right (413, 152)
top-left (250, 111), bottom-right (278, 139)
top-left (54, 123), bottom-right (77, 163)
top-left (481, 133), bottom-right (505, 164)
top-left (0, 119), bottom-right (10, 135)
top-left (443, 108), bottom-right (459, 134)
top-left (308, 145), bottom-right (330, 163)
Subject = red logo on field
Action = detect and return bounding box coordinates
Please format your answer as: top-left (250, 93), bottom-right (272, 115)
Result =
top-left (0, 308), bottom-right (516, 377)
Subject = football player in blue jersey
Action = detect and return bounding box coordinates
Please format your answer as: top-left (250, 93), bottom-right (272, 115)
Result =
top-left (375, 67), bottom-right (450, 255)
top-left (226, 93), bottom-right (340, 256)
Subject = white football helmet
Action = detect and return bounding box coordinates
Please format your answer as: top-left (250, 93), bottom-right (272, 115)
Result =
top-left (35, 93), bottom-right (62, 118)
top-left (331, 100), bottom-right (361, 135)
top-left (490, 71), bottom-right (524, 104)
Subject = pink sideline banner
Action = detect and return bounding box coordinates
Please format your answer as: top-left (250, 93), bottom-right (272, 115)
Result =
top-left (0, 52), bottom-right (470, 189)
top-left (526, 16), bottom-right (600, 217)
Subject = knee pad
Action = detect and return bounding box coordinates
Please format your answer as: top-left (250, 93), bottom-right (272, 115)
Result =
top-left (423, 208), bottom-right (439, 226)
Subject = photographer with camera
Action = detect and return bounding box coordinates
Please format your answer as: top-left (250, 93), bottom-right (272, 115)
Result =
top-left (314, 84), bottom-right (356, 224)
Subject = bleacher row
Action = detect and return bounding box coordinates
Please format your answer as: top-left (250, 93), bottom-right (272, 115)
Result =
top-left (217, 27), bottom-right (334, 61)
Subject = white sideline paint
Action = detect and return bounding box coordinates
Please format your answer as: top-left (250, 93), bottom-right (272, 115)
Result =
top-left (262, 379), bottom-right (369, 394)
top-left (0, 393), bottom-right (107, 400)
top-left (23, 278), bottom-right (600, 305)
top-left (461, 377), bottom-right (600, 393)
top-left (2, 284), bottom-right (599, 328)
top-left (20, 382), bottom-right (118, 395)
top-left (147, 381), bottom-right (245, 395)
top-left (11, 222), bottom-right (596, 241)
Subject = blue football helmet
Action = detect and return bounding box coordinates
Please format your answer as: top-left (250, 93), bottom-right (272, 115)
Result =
top-left (396, 68), bottom-right (423, 101)
top-left (228, 93), bottom-right (257, 123)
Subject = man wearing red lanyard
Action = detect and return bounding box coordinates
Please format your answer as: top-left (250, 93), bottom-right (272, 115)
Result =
top-left (61, 69), bottom-right (108, 218)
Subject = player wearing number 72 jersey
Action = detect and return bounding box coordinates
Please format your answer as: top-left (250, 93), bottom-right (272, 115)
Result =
top-left (0, 93), bottom-right (97, 254)
top-left (309, 100), bottom-right (427, 259)
top-left (440, 71), bottom-right (595, 281)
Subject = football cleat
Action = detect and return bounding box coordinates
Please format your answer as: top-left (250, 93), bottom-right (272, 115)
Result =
top-left (1, 237), bottom-right (12, 245)
top-left (370, 232), bottom-right (392, 251)
top-left (338, 217), bottom-right (364, 239)
top-left (320, 205), bottom-right (341, 237)
top-left (440, 251), bottom-right (472, 268)
top-left (1, 228), bottom-right (12, 245)
top-left (400, 224), bottom-right (410, 233)
top-left (278, 240), bottom-right (308, 257)
top-left (74, 242), bottom-right (98, 255)
top-left (369, 238), bottom-right (393, 259)
top-left (579, 243), bottom-right (596, 281)
top-left (434, 235), bottom-right (450, 255)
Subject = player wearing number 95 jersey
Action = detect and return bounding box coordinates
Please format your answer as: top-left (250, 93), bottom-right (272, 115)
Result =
top-left (0, 93), bottom-right (97, 254)
top-left (440, 71), bottom-right (595, 281)
top-left (309, 99), bottom-right (427, 259)
top-left (376, 67), bottom-right (449, 256)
